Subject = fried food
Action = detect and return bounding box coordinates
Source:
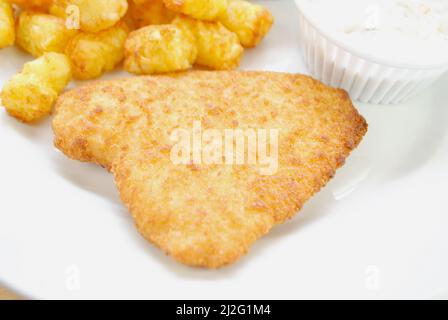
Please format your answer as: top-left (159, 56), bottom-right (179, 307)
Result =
top-left (129, 0), bottom-right (176, 28)
top-left (8, 0), bottom-right (51, 11)
top-left (124, 25), bottom-right (197, 74)
top-left (122, 5), bottom-right (137, 31)
top-left (17, 12), bottom-right (78, 57)
top-left (50, 0), bottom-right (128, 33)
top-left (0, 0), bottom-right (14, 49)
top-left (2, 52), bottom-right (71, 122)
top-left (219, 0), bottom-right (274, 48)
top-left (65, 22), bottom-right (128, 80)
top-left (163, 0), bottom-right (227, 21)
top-left (53, 71), bottom-right (368, 268)
top-left (173, 15), bottom-right (243, 70)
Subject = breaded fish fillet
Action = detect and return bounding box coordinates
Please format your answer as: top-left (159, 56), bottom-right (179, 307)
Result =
top-left (53, 71), bottom-right (367, 268)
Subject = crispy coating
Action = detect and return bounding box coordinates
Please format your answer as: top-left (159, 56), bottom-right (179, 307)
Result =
top-left (0, 0), bottom-right (14, 48)
top-left (8, 0), bottom-right (51, 11)
top-left (124, 25), bottom-right (197, 74)
top-left (65, 22), bottom-right (128, 80)
top-left (219, 0), bottom-right (273, 48)
top-left (52, 71), bottom-right (368, 268)
top-left (173, 15), bottom-right (243, 70)
top-left (50, 0), bottom-right (128, 33)
top-left (163, 0), bottom-right (227, 21)
top-left (2, 52), bottom-right (71, 122)
top-left (17, 12), bottom-right (78, 57)
top-left (129, 0), bottom-right (175, 28)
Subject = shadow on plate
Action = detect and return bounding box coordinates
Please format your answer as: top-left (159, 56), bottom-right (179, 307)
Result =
top-left (354, 78), bottom-right (448, 185)
top-left (52, 144), bottom-right (336, 278)
top-left (386, 80), bottom-right (448, 180)
top-left (52, 153), bottom-right (122, 206)
top-left (118, 189), bottom-right (334, 279)
top-left (44, 110), bottom-right (356, 278)
top-left (1, 113), bottom-right (53, 146)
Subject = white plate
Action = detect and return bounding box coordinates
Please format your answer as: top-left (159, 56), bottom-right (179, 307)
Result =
top-left (1, 1), bottom-right (448, 300)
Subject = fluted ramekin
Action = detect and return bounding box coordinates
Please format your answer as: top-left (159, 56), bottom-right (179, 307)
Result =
top-left (295, 0), bottom-right (448, 104)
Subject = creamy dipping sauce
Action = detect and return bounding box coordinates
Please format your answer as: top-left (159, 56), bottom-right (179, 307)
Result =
top-left (298, 0), bottom-right (448, 66)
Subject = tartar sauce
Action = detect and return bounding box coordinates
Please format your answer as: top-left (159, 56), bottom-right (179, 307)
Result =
top-left (299, 0), bottom-right (448, 66)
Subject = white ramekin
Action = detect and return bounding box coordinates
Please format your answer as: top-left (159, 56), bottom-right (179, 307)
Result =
top-left (294, 0), bottom-right (448, 104)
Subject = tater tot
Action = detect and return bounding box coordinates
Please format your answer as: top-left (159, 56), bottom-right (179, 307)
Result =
top-left (8, 0), bottom-right (52, 11)
top-left (130, 0), bottom-right (176, 28)
top-left (65, 22), bottom-right (128, 80)
top-left (124, 24), bottom-right (197, 74)
top-left (1, 53), bottom-right (72, 122)
top-left (122, 5), bottom-right (137, 31)
top-left (0, 0), bottom-right (15, 48)
top-left (17, 12), bottom-right (78, 57)
top-left (219, 0), bottom-right (273, 48)
top-left (163, 0), bottom-right (227, 21)
top-left (173, 15), bottom-right (243, 70)
top-left (23, 51), bottom-right (73, 92)
top-left (50, 0), bottom-right (128, 33)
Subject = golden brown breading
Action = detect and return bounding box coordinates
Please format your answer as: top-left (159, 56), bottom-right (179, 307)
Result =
top-left (52, 71), bottom-right (367, 268)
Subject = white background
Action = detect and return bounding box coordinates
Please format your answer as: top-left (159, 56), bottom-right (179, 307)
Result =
top-left (1, 1), bottom-right (448, 299)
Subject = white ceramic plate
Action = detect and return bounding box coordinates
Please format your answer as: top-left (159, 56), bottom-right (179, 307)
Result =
top-left (1, 1), bottom-right (448, 300)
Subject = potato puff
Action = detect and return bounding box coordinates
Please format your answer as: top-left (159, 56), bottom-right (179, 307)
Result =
top-left (124, 25), bottom-right (197, 75)
top-left (22, 51), bottom-right (73, 92)
top-left (122, 5), bottom-right (137, 31)
top-left (163, 0), bottom-right (227, 21)
top-left (0, 0), bottom-right (14, 48)
top-left (129, 0), bottom-right (176, 28)
top-left (1, 52), bottom-right (72, 122)
top-left (7, 0), bottom-right (52, 11)
top-left (65, 22), bottom-right (128, 80)
top-left (50, 0), bottom-right (128, 33)
top-left (219, 0), bottom-right (273, 48)
top-left (173, 15), bottom-right (243, 70)
top-left (17, 12), bottom-right (78, 57)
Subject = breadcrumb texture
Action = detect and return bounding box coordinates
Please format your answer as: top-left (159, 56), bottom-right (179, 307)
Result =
top-left (65, 22), bottom-right (128, 80)
top-left (130, 0), bottom-right (176, 28)
top-left (50, 0), bottom-right (128, 33)
top-left (163, 0), bottom-right (227, 21)
top-left (219, 0), bottom-right (274, 48)
top-left (0, 0), bottom-right (14, 48)
top-left (2, 52), bottom-right (71, 122)
top-left (53, 71), bottom-right (367, 268)
top-left (125, 25), bottom-right (197, 74)
top-left (17, 12), bottom-right (78, 57)
top-left (174, 15), bottom-right (243, 70)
